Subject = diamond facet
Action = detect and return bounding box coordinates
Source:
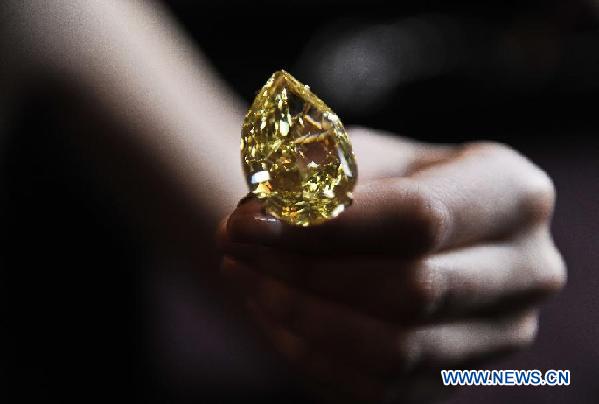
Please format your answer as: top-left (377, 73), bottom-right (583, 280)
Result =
top-left (241, 70), bottom-right (358, 226)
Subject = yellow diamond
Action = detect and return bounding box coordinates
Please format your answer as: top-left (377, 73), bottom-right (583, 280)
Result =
top-left (241, 70), bottom-right (358, 226)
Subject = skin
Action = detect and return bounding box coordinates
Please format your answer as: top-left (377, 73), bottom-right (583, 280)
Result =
top-left (2, 1), bottom-right (566, 402)
top-left (1, 0), bottom-right (246, 259)
top-left (218, 128), bottom-right (567, 402)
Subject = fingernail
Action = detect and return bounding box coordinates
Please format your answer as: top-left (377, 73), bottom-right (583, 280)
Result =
top-left (227, 212), bottom-right (282, 245)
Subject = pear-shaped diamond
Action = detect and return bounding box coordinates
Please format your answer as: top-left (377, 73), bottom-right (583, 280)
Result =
top-left (241, 70), bottom-right (357, 226)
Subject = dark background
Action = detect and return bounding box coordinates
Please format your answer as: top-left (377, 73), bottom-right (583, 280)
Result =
top-left (3, 0), bottom-right (598, 403)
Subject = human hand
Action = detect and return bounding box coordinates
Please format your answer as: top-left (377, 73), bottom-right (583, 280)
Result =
top-left (217, 128), bottom-right (566, 402)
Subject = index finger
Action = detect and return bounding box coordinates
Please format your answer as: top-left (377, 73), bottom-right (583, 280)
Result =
top-left (225, 142), bottom-right (554, 255)
top-left (224, 177), bottom-right (443, 256)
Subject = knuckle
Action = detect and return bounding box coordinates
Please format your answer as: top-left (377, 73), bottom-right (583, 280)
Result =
top-left (511, 313), bottom-right (539, 349)
top-left (409, 261), bottom-right (446, 317)
top-left (520, 169), bottom-right (556, 223)
top-left (409, 186), bottom-right (451, 251)
top-left (464, 141), bottom-right (556, 224)
top-left (462, 140), bottom-right (513, 157)
top-left (535, 246), bottom-right (567, 295)
top-left (394, 329), bottom-right (421, 372)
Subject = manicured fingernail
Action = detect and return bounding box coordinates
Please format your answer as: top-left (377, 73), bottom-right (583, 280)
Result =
top-left (227, 212), bottom-right (282, 245)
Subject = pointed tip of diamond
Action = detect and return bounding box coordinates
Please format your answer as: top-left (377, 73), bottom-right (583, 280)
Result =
top-left (269, 69), bottom-right (287, 80)
top-left (270, 70), bottom-right (295, 86)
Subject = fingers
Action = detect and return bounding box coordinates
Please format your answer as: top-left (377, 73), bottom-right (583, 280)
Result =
top-left (224, 142), bottom-right (556, 254)
top-left (225, 182), bottom-right (445, 256)
top-left (222, 260), bottom-right (540, 376)
top-left (249, 302), bottom-right (386, 403)
top-left (251, 302), bottom-right (454, 404)
top-left (222, 257), bottom-right (398, 372)
top-left (407, 142), bottom-right (556, 249)
top-left (221, 228), bottom-right (566, 322)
